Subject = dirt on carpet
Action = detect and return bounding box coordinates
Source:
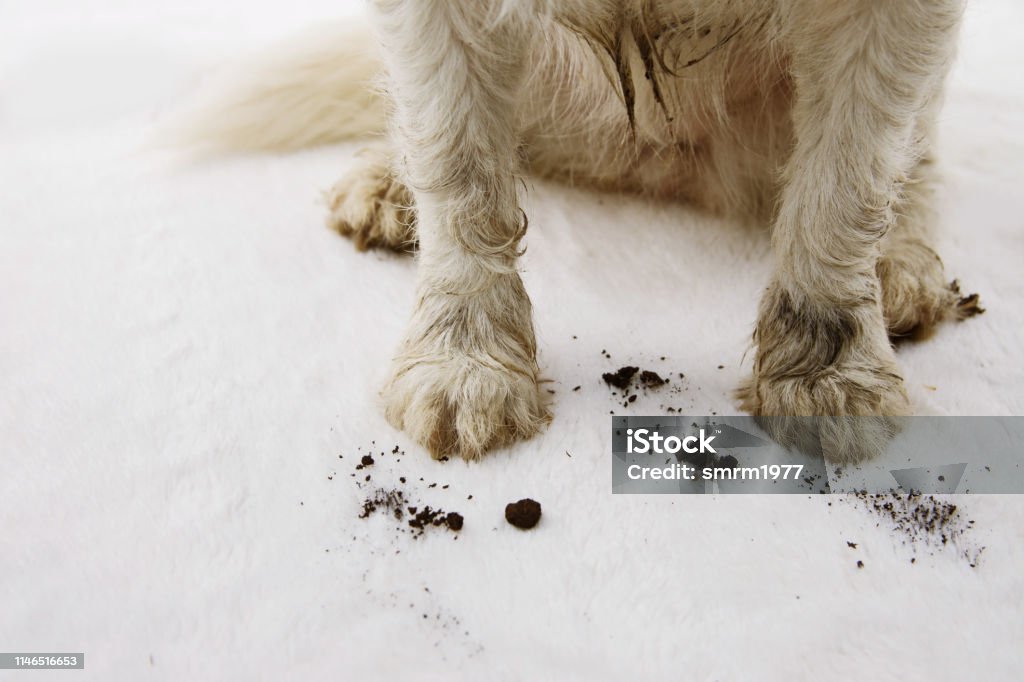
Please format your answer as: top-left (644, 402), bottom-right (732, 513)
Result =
top-left (837, 492), bottom-right (984, 568)
top-left (505, 498), bottom-right (542, 530)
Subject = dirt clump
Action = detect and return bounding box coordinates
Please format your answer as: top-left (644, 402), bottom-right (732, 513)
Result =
top-left (445, 512), bottom-right (464, 531)
top-left (407, 505), bottom-right (464, 538)
top-left (639, 370), bottom-right (666, 387)
top-left (602, 366), bottom-right (638, 390)
top-left (505, 498), bottom-right (542, 530)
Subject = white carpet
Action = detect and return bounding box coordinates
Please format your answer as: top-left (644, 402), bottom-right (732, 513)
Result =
top-left (2, 1), bottom-right (1023, 679)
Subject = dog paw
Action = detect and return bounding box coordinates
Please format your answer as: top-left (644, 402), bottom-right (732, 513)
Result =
top-left (739, 285), bottom-right (911, 462)
top-left (738, 361), bottom-right (911, 463)
top-left (325, 146), bottom-right (416, 252)
top-left (382, 354), bottom-right (550, 460)
top-left (877, 239), bottom-right (982, 335)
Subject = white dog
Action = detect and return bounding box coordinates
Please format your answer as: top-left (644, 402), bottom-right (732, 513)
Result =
top-left (186, 0), bottom-right (982, 461)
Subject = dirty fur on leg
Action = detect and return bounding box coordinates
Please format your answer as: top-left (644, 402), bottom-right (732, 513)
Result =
top-left (371, 0), bottom-right (550, 460)
top-left (740, 0), bottom-right (963, 459)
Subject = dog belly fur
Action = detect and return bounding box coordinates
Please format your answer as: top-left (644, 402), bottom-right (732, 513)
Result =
top-left (519, 1), bottom-right (793, 216)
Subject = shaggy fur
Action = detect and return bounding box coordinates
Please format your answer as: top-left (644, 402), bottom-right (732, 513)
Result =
top-left (187, 0), bottom-right (983, 461)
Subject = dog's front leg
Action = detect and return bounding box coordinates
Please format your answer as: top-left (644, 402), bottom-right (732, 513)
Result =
top-left (372, 1), bottom-right (548, 460)
top-left (739, 1), bottom-right (963, 461)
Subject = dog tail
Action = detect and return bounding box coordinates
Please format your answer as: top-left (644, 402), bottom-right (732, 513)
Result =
top-left (169, 19), bottom-right (385, 154)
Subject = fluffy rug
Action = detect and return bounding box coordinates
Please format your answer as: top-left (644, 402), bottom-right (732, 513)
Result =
top-left (2, 1), bottom-right (1022, 679)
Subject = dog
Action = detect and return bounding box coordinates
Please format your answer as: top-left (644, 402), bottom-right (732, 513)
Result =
top-left (184, 0), bottom-right (982, 462)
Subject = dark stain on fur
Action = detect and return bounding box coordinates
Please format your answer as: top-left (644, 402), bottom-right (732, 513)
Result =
top-left (612, 30), bottom-right (638, 131)
top-left (425, 399), bottom-right (460, 459)
top-left (757, 288), bottom-right (862, 377)
top-left (559, 7), bottom-right (765, 132)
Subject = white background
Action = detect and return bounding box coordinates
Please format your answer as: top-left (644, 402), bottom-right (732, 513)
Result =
top-left (2, 1), bottom-right (1023, 679)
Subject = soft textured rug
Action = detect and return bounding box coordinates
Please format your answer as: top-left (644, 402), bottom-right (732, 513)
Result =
top-left (2, 1), bottom-right (1022, 679)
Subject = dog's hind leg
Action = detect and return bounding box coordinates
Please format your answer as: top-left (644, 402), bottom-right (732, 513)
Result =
top-left (370, 1), bottom-right (549, 460)
top-left (877, 154), bottom-right (983, 336)
top-left (325, 142), bottom-right (417, 253)
top-left (739, 0), bottom-right (964, 461)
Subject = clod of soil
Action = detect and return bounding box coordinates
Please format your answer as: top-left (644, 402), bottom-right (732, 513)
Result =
top-left (505, 498), bottom-right (542, 530)
top-left (716, 454), bottom-right (739, 469)
top-left (407, 505), bottom-right (463, 538)
top-left (639, 370), bottom-right (666, 387)
top-left (445, 512), bottom-right (464, 531)
top-left (360, 455), bottom-right (375, 467)
top-left (602, 365), bottom-right (672, 397)
top-left (602, 366), bottom-right (638, 390)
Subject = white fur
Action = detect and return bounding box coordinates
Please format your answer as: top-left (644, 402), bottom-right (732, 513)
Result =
top-left (171, 20), bottom-right (386, 153)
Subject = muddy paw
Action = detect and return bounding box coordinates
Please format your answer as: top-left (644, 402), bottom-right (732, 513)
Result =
top-left (325, 146), bottom-right (417, 252)
top-left (382, 354), bottom-right (550, 460)
top-left (738, 371), bottom-right (910, 463)
top-left (739, 285), bottom-right (911, 462)
top-left (877, 237), bottom-right (984, 335)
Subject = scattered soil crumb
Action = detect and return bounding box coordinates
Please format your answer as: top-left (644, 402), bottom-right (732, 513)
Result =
top-left (602, 365), bottom-right (673, 396)
top-left (359, 488), bottom-right (407, 520)
top-left (361, 455), bottom-right (374, 467)
top-left (847, 492), bottom-right (984, 568)
top-left (407, 505), bottom-right (464, 537)
top-left (602, 366), bottom-right (638, 390)
top-left (505, 498), bottom-right (542, 530)
top-left (639, 370), bottom-right (666, 387)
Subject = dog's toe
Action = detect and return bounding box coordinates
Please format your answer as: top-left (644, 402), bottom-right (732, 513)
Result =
top-left (382, 355), bottom-right (550, 460)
